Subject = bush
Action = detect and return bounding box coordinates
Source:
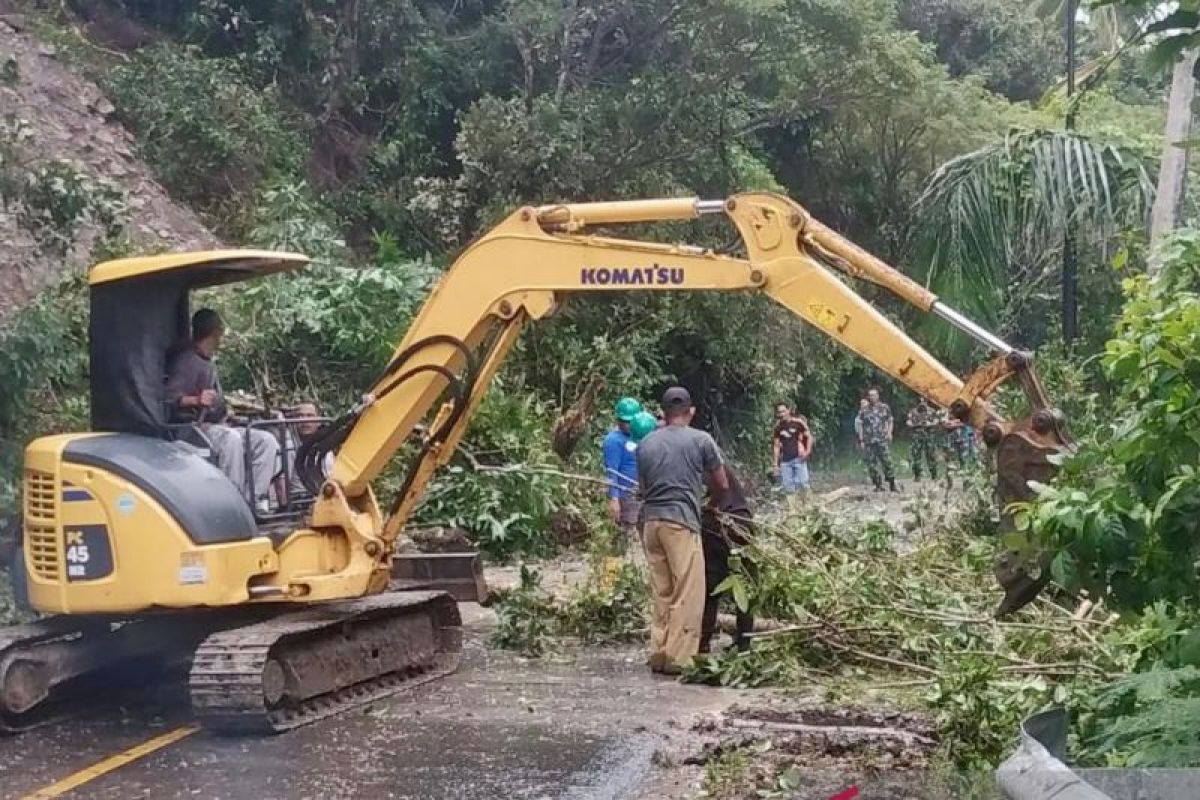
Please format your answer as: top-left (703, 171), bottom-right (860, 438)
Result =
top-left (411, 387), bottom-right (583, 561)
top-left (1023, 229), bottom-right (1200, 610)
top-left (0, 119), bottom-right (128, 256)
top-left (106, 45), bottom-right (304, 223)
top-left (0, 279), bottom-right (90, 509)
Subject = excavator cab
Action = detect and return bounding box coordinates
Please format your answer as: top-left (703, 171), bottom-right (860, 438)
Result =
top-left (20, 250), bottom-right (314, 615)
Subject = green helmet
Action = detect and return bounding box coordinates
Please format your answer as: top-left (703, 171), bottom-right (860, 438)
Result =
top-left (630, 411), bottom-right (657, 442)
top-left (615, 396), bottom-right (642, 422)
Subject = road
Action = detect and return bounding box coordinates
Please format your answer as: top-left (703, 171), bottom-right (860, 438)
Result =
top-left (0, 605), bottom-right (741, 800)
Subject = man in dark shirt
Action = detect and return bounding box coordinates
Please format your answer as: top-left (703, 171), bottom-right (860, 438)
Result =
top-left (636, 386), bottom-right (728, 674)
top-left (772, 403), bottom-right (812, 508)
top-left (699, 466), bottom-right (755, 654)
top-left (165, 309), bottom-right (280, 511)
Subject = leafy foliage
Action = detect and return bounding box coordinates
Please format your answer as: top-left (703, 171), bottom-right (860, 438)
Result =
top-left (0, 279), bottom-right (90, 510)
top-left (410, 391), bottom-right (572, 561)
top-left (1024, 231), bottom-right (1200, 610)
top-left (489, 565), bottom-right (559, 658)
top-left (489, 558), bottom-right (648, 654)
top-left (898, 0), bottom-right (1064, 102)
top-left (105, 45), bottom-right (304, 224)
top-left (684, 501), bottom-right (1121, 767)
top-left (1080, 665), bottom-right (1200, 767)
top-left (916, 128), bottom-right (1153, 354)
top-left (558, 556), bottom-right (648, 644)
top-left (1093, 1), bottom-right (1200, 75)
top-left (0, 118), bottom-right (128, 255)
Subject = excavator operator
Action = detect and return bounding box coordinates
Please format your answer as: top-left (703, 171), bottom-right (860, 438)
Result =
top-left (165, 308), bottom-right (280, 512)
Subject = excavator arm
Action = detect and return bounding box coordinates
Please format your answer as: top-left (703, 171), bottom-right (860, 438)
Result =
top-left (303, 191), bottom-right (1067, 614)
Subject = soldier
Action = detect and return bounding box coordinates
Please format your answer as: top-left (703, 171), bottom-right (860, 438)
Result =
top-left (856, 387), bottom-right (897, 492)
top-left (905, 398), bottom-right (940, 481)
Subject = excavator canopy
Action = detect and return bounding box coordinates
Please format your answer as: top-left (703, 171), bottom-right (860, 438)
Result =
top-left (88, 249), bottom-right (310, 287)
top-left (87, 249), bottom-right (310, 437)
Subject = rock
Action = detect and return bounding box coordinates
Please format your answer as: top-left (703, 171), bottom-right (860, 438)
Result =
top-left (37, 43), bottom-right (55, 57)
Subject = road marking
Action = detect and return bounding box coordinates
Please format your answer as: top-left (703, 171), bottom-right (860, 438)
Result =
top-left (21, 725), bottom-right (198, 799)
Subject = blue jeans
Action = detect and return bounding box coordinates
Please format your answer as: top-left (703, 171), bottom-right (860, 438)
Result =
top-left (780, 458), bottom-right (810, 492)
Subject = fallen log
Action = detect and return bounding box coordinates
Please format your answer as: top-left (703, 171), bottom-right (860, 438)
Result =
top-left (726, 717), bottom-right (936, 747)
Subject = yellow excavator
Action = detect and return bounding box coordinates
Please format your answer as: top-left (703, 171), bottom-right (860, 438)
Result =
top-left (1, 191), bottom-right (1069, 735)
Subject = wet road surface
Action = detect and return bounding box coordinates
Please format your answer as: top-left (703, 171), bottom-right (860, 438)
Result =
top-left (0, 606), bottom-right (740, 799)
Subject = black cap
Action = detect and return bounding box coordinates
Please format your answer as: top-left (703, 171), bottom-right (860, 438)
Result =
top-left (661, 386), bottom-right (692, 409)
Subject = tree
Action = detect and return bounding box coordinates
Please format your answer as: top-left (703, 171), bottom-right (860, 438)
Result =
top-left (916, 129), bottom-right (1153, 351)
top-left (1090, 2), bottom-right (1200, 261)
top-left (898, 0), bottom-right (1063, 102)
top-left (1149, 51), bottom-right (1198, 253)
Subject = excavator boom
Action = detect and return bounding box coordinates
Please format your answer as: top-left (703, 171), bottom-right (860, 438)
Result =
top-left (301, 191), bottom-right (1067, 614)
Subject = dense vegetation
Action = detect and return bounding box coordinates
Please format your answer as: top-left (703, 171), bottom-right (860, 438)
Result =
top-left (6, 0), bottom-right (1200, 779)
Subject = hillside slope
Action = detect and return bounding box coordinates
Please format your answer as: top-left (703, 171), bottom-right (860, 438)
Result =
top-left (0, 12), bottom-right (216, 321)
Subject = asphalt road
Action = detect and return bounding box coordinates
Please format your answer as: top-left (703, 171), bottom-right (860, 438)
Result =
top-left (0, 606), bottom-right (738, 800)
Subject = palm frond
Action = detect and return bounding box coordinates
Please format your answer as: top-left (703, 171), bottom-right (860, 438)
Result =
top-left (915, 128), bottom-right (1153, 344)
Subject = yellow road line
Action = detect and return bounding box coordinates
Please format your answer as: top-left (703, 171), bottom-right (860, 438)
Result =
top-left (21, 725), bottom-right (198, 799)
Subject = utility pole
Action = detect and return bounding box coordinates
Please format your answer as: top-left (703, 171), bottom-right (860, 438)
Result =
top-left (1149, 49), bottom-right (1198, 264)
top-left (1062, 0), bottom-right (1079, 344)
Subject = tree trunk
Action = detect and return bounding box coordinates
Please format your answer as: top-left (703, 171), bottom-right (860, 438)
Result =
top-left (1148, 49), bottom-right (1198, 262)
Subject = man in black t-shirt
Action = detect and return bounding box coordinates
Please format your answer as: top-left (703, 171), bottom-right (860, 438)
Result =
top-left (772, 403), bottom-right (812, 505)
top-left (699, 467), bottom-right (755, 654)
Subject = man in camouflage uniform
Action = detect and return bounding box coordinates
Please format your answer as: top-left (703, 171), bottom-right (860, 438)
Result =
top-left (905, 398), bottom-right (940, 481)
top-left (856, 388), bottom-right (897, 492)
top-left (940, 415), bottom-right (979, 487)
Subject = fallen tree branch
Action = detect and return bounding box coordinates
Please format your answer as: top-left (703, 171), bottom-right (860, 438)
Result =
top-left (725, 717), bottom-right (937, 747)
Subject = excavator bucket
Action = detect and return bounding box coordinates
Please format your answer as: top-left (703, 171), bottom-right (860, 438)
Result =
top-left (391, 552), bottom-right (488, 603)
top-left (987, 405), bottom-right (1074, 617)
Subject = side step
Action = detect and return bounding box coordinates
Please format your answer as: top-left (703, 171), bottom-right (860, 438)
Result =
top-left (189, 591), bottom-right (462, 734)
top-left (391, 552), bottom-right (488, 602)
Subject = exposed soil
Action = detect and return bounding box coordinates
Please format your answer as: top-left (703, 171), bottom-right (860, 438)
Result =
top-left (0, 11), bottom-right (217, 321)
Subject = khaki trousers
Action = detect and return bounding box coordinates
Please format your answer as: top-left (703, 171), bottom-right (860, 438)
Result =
top-left (642, 519), bottom-right (704, 669)
top-left (203, 424), bottom-right (280, 503)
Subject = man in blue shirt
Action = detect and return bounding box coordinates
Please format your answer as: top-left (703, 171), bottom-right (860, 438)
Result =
top-left (604, 396), bottom-right (643, 549)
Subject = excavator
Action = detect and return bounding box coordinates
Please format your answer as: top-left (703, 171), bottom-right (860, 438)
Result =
top-left (1, 191), bottom-right (1069, 735)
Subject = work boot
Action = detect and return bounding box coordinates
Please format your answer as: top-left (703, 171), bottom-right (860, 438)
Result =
top-left (888, 477), bottom-right (898, 492)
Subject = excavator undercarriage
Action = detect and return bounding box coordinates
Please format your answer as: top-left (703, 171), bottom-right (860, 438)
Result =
top-left (0, 591), bottom-right (462, 735)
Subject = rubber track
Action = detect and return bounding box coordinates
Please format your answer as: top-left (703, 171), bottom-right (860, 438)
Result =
top-left (189, 592), bottom-right (460, 734)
